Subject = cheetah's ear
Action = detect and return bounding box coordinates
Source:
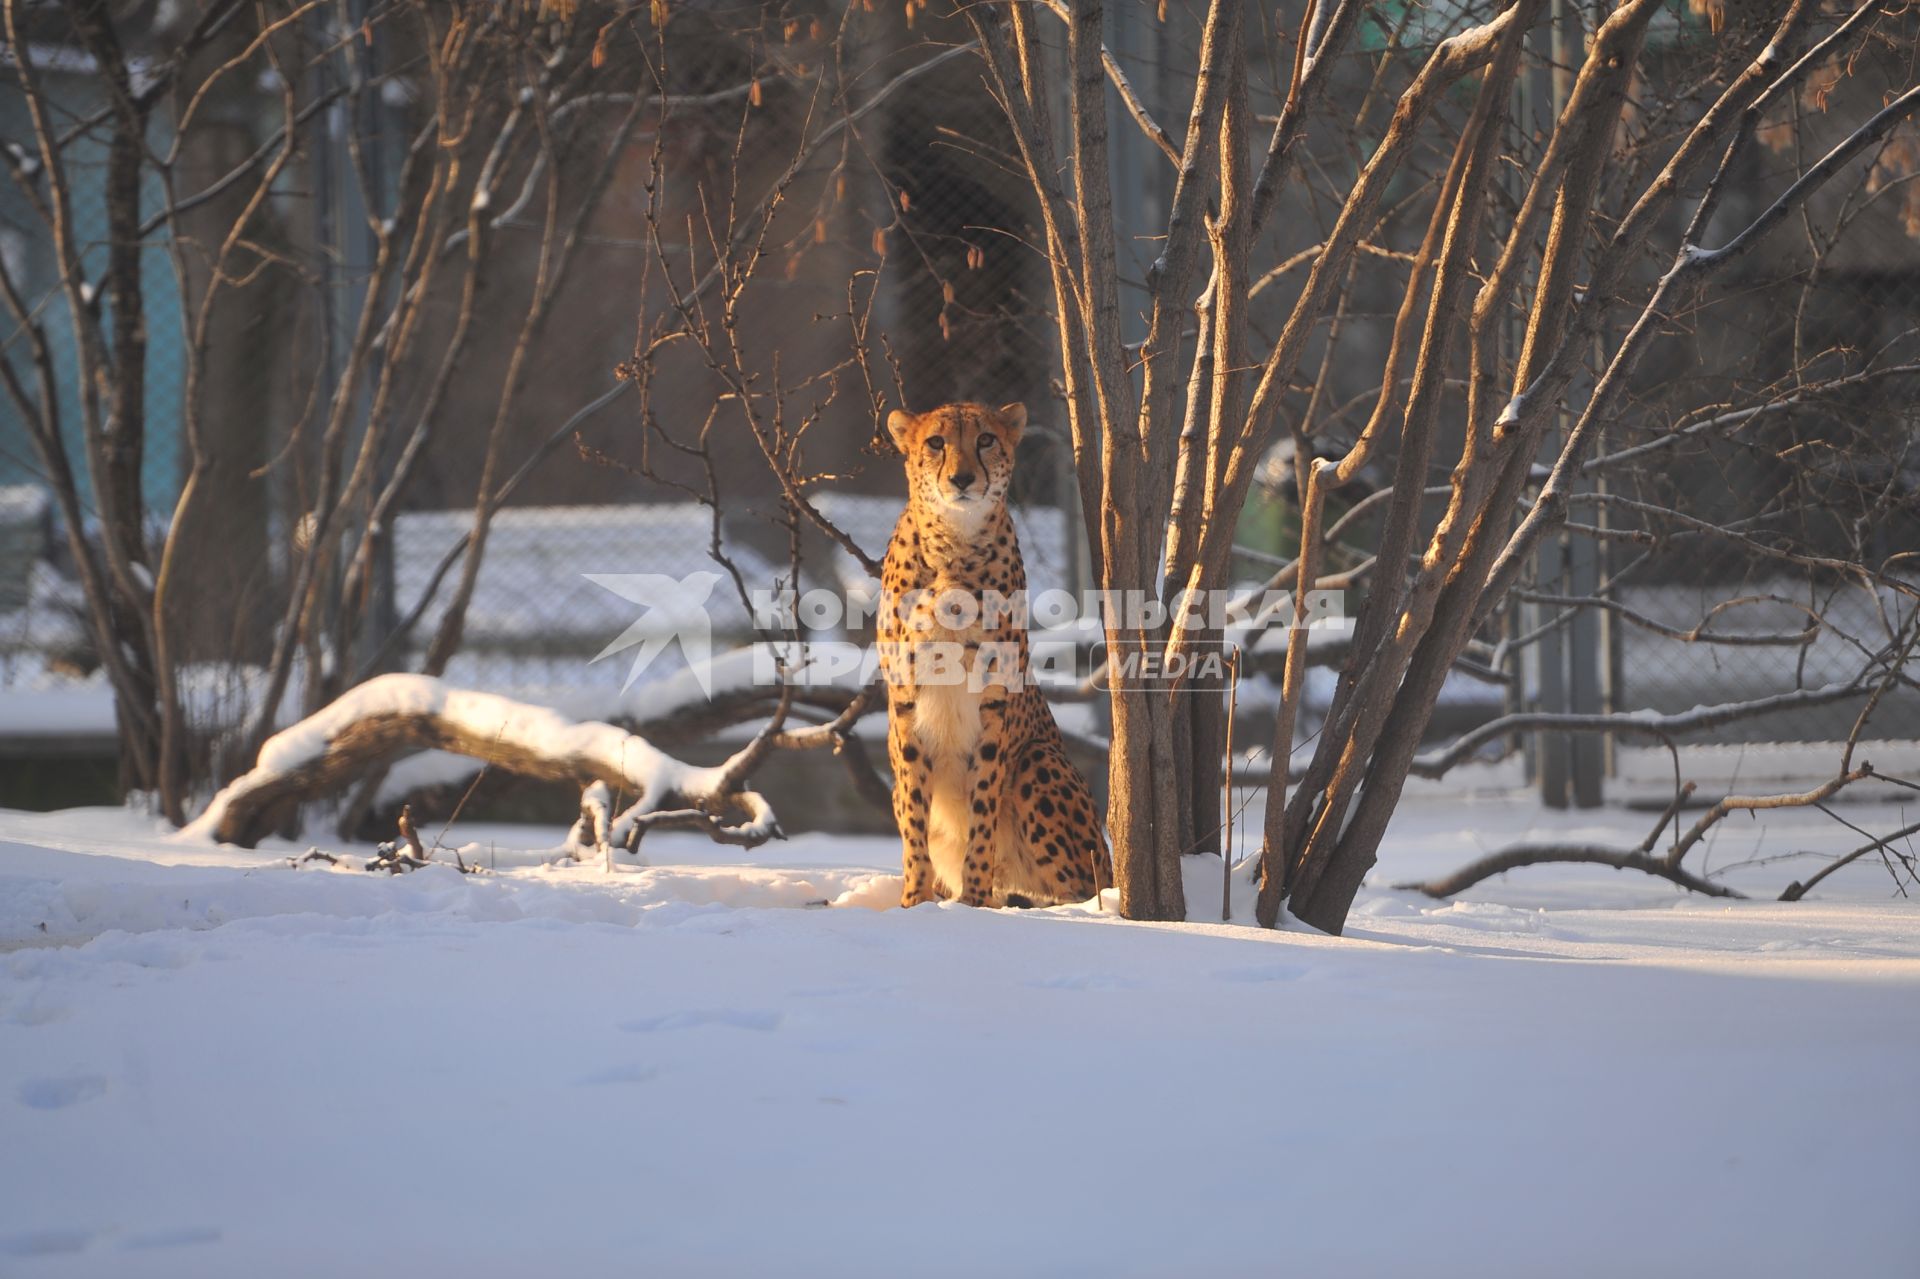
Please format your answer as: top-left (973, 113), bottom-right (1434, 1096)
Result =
top-left (886, 409), bottom-right (914, 453)
top-left (995, 402), bottom-right (1028, 444)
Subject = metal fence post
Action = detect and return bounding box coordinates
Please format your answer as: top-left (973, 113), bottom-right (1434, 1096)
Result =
top-left (1535, 533), bottom-right (1571, 808)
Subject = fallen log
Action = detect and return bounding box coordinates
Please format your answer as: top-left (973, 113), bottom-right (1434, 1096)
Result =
top-left (184, 674), bottom-right (790, 850)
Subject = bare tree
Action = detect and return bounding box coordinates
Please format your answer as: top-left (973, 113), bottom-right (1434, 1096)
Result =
top-left (2, 1), bottom-right (695, 818)
top-left (911, 0), bottom-right (1918, 928)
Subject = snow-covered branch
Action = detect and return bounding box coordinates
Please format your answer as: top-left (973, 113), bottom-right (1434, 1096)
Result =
top-left (1398, 843), bottom-right (1744, 901)
top-left (184, 675), bottom-right (789, 851)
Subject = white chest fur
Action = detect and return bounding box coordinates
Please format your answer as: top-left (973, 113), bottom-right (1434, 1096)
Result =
top-left (915, 676), bottom-right (984, 895)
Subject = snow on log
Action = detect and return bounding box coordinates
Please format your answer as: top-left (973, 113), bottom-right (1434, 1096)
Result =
top-left (182, 674), bottom-right (785, 849)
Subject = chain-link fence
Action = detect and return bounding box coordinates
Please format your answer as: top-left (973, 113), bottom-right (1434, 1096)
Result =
top-left (1, 3), bottom-right (1096, 808)
top-left (2, 1), bottom-right (1916, 812)
top-left (1, 60), bottom-right (184, 695)
top-left (1522, 255), bottom-right (1920, 802)
top-left (375, 15), bottom-right (1090, 706)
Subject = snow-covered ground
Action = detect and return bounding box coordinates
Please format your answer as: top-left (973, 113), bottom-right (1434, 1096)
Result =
top-left (2, 791), bottom-right (1916, 1276)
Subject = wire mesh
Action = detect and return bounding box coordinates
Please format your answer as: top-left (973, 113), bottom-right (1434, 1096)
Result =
top-left (1, 65), bottom-right (183, 694)
top-left (0, 1), bottom-right (1914, 795)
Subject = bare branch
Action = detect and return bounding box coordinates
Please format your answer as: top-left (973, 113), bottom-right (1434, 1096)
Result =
top-left (1398, 845), bottom-right (1746, 901)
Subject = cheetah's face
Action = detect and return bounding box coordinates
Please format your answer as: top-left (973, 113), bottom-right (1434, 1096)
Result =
top-left (887, 401), bottom-right (1027, 523)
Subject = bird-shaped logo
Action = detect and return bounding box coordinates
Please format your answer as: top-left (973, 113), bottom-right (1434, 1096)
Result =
top-left (585, 571), bottom-right (725, 695)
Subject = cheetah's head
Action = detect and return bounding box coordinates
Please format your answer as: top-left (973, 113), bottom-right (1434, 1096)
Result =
top-left (887, 401), bottom-right (1026, 525)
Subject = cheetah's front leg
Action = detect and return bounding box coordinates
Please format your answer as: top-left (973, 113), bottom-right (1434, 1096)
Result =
top-left (886, 694), bottom-right (939, 907)
top-left (957, 696), bottom-right (1010, 907)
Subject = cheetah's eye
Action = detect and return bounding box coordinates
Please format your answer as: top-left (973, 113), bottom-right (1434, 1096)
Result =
top-left (979, 435), bottom-right (997, 450)
top-left (926, 436), bottom-right (945, 453)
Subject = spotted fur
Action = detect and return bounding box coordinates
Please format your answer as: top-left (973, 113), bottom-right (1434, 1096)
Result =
top-left (878, 401), bottom-right (1113, 908)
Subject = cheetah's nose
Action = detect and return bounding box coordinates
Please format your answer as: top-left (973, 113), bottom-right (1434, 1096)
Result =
top-left (951, 472), bottom-right (976, 492)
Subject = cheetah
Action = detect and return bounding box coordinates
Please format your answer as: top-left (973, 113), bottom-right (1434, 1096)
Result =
top-left (878, 401), bottom-right (1113, 909)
